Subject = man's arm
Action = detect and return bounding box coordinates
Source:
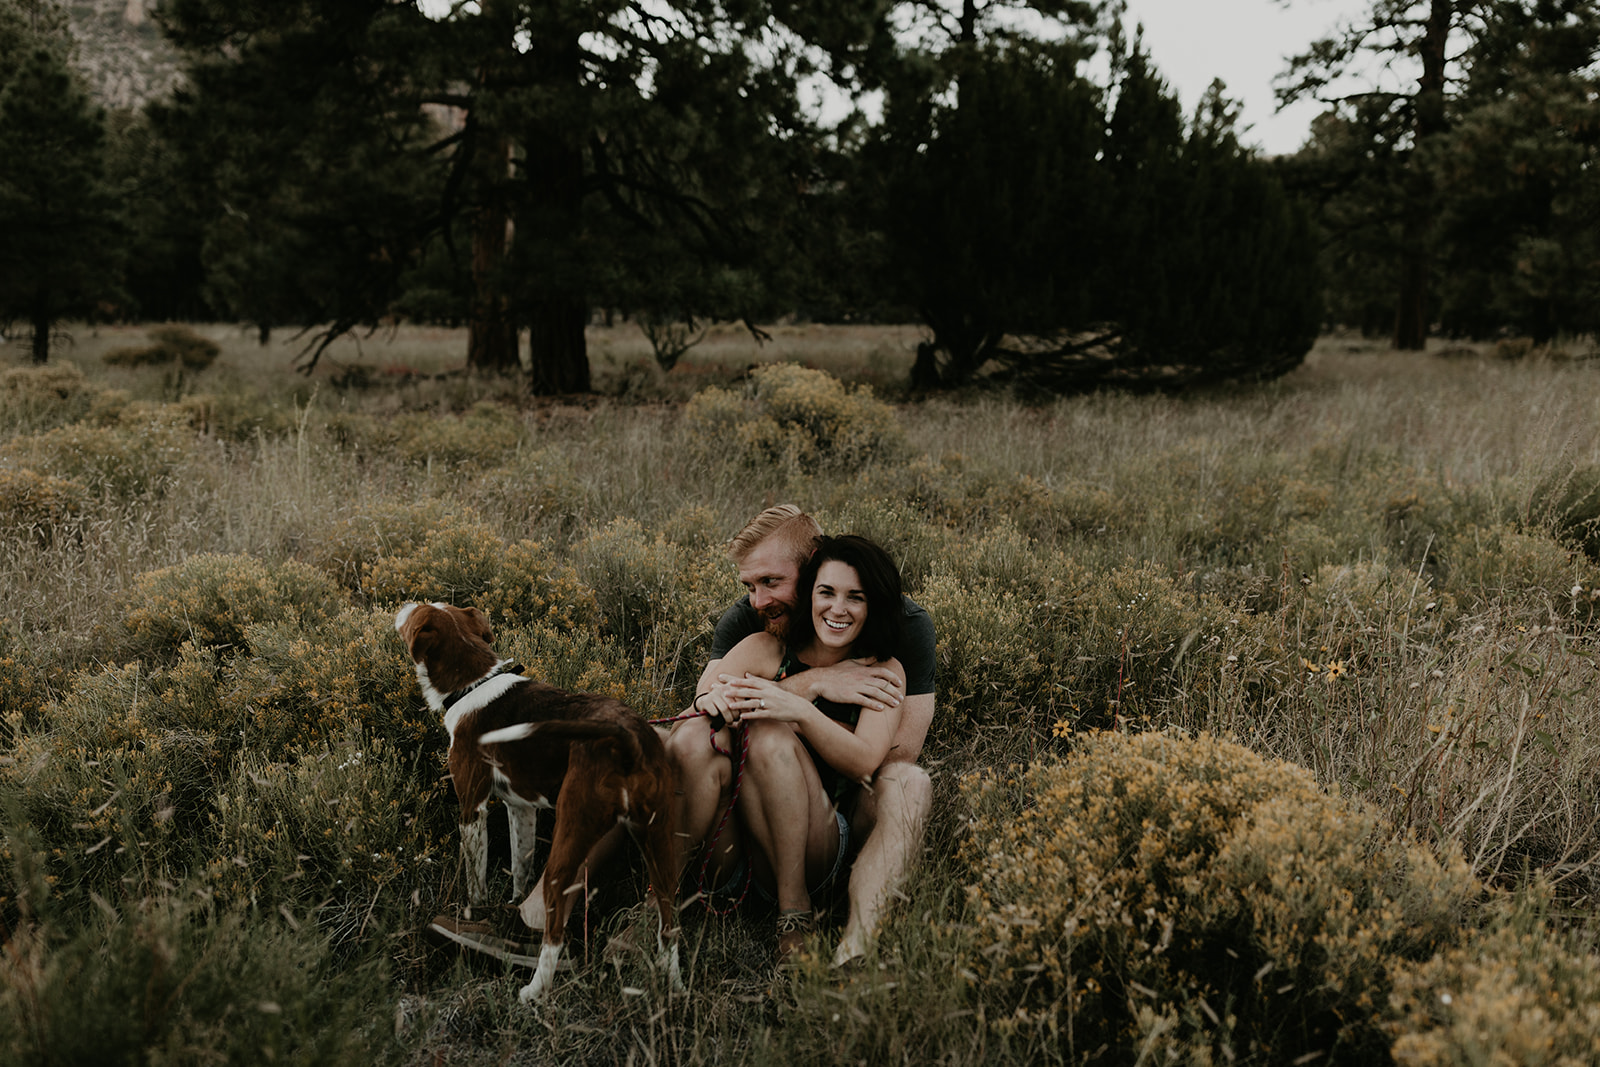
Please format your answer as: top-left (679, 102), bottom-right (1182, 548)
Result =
top-left (883, 693), bottom-right (933, 766)
top-left (882, 597), bottom-right (936, 764)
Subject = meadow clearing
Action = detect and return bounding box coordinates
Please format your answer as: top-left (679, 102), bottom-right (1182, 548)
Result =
top-left (4, 324), bottom-right (1600, 1064)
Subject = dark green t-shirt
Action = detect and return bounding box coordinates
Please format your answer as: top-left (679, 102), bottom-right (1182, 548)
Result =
top-left (708, 594), bottom-right (936, 697)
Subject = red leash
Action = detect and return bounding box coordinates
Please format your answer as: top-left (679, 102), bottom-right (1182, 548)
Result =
top-left (648, 706), bottom-right (751, 914)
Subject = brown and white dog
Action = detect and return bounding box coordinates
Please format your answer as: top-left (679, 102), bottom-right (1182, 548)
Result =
top-left (395, 600), bottom-right (681, 1004)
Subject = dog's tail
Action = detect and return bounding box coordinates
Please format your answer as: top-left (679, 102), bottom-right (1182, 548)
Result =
top-left (478, 720), bottom-right (645, 771)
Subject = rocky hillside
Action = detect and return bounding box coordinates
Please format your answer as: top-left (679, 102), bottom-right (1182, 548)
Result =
top-left (67, 0), bottom-right (181, 110)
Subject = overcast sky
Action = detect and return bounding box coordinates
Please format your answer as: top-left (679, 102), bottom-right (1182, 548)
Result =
top-left (1121, 0), bottom-right (1378, 155)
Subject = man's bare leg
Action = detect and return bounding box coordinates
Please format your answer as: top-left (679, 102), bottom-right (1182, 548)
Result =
top-left (834, 761), bottom-right (931, 966)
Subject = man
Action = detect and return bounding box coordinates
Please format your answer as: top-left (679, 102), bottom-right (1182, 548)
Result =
top-left (667, 505), bottom-right (936, 966)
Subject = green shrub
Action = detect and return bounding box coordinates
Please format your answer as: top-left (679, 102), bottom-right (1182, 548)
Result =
top-left (1292, 560), bottom-right (1460, 662)
top-left (571, 518), bottom-right (740, 685)
top-left (683, 363), bottom-right (908, 470)
top-left (831, 453), bottom-right (1064, 539)
top-left (1443, 524), bottom-right (1595, 619)
top-left (120, 553), bottom-right (345, 661)
top-left (920, 548), bottom-right (1284, 738)
top-left (0, 467), bottom-right (89, 547)
top-left (1319, 449), bottom-right (1468, 568)
top-left (918, 566), bottom-right (1059, 737)
top-left (1529, 464), bottom-right (1600, 561)
top-left (955, 731), bottom-right (1478, 1063)
top-left (2, 608), bottom-right (426, 908)
top-left (0, 893), bottom-right (392, 1065)
top-left (0, 412), bottom-right (195, 498)
top-left (815, 497), bottom-right (959, 593)
top-left (326, 403), bottom-right (525, 469)
top-left (306, 498), bottom-right (453, 592)
top-left (219, 608), bottom-right (426, 753)
top-left (101, 325), bottom-right (220, 371)
top-left (207, 742), bottom-right (447, 911)
top-left (362, 521), bottom-right (598, 631)
top-left (660, 501), bottom-right (722, 549)
top-left (174, 392), bottom-right (298, 440)
top-left (1385, 883), bottom-right (1600, 1066)
top-left (81, 387), bottom-right (133, 426)
top-left (471, 447), bottom-right (588, 536)
top-left (498, 622), bottom-right (680, 720)
top-left (0, 618), bottom-right (63, 743)
top-left (5, 657), bottom-right (227, 894)
top-left (395, 401), bottom-right (525, 468)
top-left (0, 362), bottom-right (98, 434)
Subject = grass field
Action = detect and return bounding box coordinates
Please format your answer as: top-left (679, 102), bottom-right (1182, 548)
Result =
top-left (4, 324), bottom-right (1600, 1064)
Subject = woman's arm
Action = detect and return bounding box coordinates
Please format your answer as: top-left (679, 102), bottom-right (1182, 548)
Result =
top-left (726, 659), bottom-right (906, 782)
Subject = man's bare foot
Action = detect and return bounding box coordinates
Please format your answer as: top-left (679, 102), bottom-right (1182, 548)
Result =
top-left (832, 931), bottom-right (868, 969)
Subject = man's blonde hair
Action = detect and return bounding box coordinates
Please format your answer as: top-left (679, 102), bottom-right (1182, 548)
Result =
top-left (728, 504), bottom-right (822, 570)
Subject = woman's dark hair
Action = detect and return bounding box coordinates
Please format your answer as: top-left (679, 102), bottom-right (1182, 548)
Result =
top-left (789, 534), bottom-right (904, 662)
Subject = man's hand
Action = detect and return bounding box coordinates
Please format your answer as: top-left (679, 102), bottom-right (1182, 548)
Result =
top-left (792, 659), bottom-right (903, 712)
top-left (694, 676), bottom-right (738, 727)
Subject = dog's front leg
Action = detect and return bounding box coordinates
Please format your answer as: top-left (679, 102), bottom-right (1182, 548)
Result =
top-left (460, 803), bottom-right (489, 917)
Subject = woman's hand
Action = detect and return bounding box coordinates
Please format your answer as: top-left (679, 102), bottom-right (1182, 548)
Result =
top-left (719, 673), bottom-right (815, 727)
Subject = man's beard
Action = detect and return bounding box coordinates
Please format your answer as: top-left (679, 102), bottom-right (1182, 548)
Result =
top-left (761, 607), bottom-right (792, 643)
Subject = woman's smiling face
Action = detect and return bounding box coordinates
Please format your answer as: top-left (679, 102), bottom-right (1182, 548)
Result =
top-left (811, 559), bottom-right (867, 652)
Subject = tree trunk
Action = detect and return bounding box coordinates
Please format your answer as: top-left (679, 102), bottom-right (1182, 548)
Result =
top-left (1394, 0), bottom-right (1451, 351)
top-left (467, 162), bottom-right (519, 372)
top-left (526, 297), bottom-right (588, 393)
top-left (911, 341), bottom-right (941, 391)
top-left (465, 0), bottom-right (520, 373)
top-left (31, 295), bottom-right (49, 364)
top-left (523, 27), bottom-right (589, 395)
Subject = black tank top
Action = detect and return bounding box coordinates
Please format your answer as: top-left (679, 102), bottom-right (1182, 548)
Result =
top-left (776, 650), bottom-right (863, 806)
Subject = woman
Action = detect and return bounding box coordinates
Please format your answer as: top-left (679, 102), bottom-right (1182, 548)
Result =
top-left (698, 534), bottom-right (907, 959)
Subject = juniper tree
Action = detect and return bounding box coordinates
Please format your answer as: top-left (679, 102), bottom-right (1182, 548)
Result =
top-left (860, 28), bottom-right (1321, 390)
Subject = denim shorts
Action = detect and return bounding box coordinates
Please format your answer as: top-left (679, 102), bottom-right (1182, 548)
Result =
top-left (749, 808), bottom-right (851, 906)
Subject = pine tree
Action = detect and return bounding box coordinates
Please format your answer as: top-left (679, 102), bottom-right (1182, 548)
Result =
top-left (0, 0), bottom-right (122, 363)
top-left (1432, 1), bottom-right (1600, 341)
top-left (1280, 0), bottom-right (1600, 344)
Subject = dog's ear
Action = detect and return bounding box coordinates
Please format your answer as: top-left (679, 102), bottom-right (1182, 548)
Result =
top-left (461, 606), bottom-right (494, 645)
top-left (395, 603), bottom-right (442, 661)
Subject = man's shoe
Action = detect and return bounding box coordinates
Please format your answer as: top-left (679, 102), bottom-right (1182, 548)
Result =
top-left (775, 909), bottom-right (813, 968)
top-left (428, 914), bottom-right (563, 970)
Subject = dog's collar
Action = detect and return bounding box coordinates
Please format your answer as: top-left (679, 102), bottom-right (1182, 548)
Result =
top-left (441, 661), bottom-right (525, 712)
